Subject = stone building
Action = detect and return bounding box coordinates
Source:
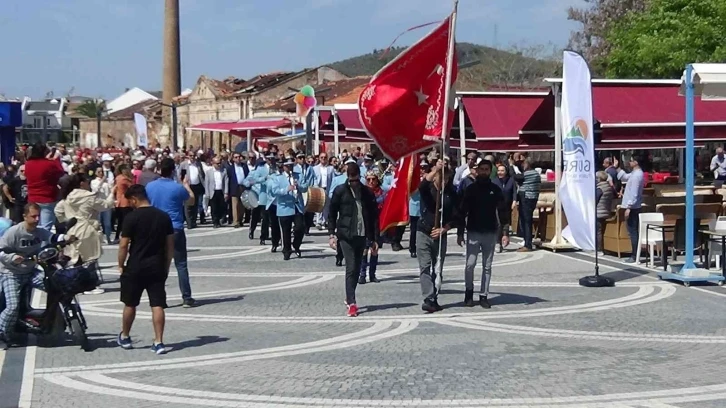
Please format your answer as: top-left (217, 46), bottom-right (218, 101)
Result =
top-left (176, 66), bottom-right (348, 150)
top-left (77, 99), bottom-right (167, 149)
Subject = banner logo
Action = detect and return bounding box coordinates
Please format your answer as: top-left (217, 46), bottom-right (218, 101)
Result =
top-left (563, 118), bottom-right (588, 156)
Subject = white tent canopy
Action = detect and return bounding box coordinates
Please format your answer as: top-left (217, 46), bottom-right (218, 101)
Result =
top-left (679, 63), bottom-right (726, 100)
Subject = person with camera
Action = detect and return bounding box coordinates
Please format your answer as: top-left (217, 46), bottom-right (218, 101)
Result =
top-left (0, 203), bottom-right (76, 348)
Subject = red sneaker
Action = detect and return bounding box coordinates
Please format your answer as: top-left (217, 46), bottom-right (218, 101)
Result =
top-left (347, 303), bottom-right (358, 317)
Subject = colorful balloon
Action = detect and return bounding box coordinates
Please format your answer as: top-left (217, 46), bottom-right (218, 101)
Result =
top-left (303, 96), bottom-right (317, 108)
top-left (300, 85), bottom-right (315, 97)
top-left (295, 104), bottom-right (309, 117)
top-left (294, 92), bottom-right (305, 104)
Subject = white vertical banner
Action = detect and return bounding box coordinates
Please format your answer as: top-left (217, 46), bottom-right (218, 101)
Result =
top-left (560, 51), bottom-right (596, 250)
top-left (134, 113), bottom-right (148, 147)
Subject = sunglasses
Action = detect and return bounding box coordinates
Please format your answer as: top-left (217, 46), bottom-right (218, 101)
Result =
top-left (366, 177), bottom-right (377, 181)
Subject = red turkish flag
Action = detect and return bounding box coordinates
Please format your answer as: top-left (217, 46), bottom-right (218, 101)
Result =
top-left (359, 16), bottom-right (458, 162)
top-left (379, 155), bottom-right (421, 233)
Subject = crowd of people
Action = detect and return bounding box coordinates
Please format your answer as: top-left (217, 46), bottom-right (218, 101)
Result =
top-left (0, 139), bottom-right (554, 348)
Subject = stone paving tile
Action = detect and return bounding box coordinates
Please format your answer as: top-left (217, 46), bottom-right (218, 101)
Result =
top-left (5, 225), bottom-right (726, 408)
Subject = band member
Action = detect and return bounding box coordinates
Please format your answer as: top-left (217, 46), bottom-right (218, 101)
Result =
top-left (265, 154), bottom-right (281, 252)
top-left (328, 164), bottom-right (380, 317)
top-left (242, 154), bottom-right (270, 244)
top-left (380, 158), bottom-right (394, 190)
top-left (294, 152), bottom-right (315, 235)
top-left (359, 170), bottom-right (387, 284)
top-left (271, 157), bottom-right (309, 260)
top-left (359, 153), bottom-right (375, 176)
top-left (329, 158), bottom-right (356, 266)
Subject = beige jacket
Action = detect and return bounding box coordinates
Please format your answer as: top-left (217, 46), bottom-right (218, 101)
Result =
top-left (54, 189), bottom-right (115, 263)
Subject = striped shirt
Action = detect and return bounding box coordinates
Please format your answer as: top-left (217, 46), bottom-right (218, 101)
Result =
top-left (520, 169), bottom-right (541, 200)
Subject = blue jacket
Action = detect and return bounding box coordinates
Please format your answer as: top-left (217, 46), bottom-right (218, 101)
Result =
top-left (382, 172), bottom-right (394, 190)
top-left (294, 164), bottom-right (315, 187)
top-left (271, 171), bottom-right (309, 216)
top-left (265, 171), bottom-right (280, 210)
top-left (409, 190), bottom-right (421, 218)
top-left (242, 164), bottom-right (270, 206)
top-left (329, 174), bottom-right (347, 199)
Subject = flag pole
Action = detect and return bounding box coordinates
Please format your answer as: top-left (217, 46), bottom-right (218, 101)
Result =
top-left (434, 0), bottom-right (458, 289)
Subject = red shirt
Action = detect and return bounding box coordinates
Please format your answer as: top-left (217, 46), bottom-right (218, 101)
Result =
top-left (25, 157), bottom-right (65, 203)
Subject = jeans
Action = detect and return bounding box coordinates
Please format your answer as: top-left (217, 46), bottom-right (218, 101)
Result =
top-left (626, 208), bottom-right (641, 260)
top-left (0, 270), bottom-right (44, 336)
top-left (464, 231), bottom-right (497, 296)
top-left (38, 202), bottom-right (57, 232)
top-left (99, 210), bottom-right (113, 241)
top-left (173, 229), bottom-right (193, 301)
top-left (339, 236), bottom-right (366, 305)
top-left (417, 230), bottom-right (447, 302)
top-left (518, 198), bottom-right (537, 249)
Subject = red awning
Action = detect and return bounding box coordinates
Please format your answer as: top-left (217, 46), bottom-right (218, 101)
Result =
top-left (336, 109), bottom-right (365, 131)
top-left (461, 94), bottom-right (551, 140)
top-left (594, 84), bottom-right (726, 142)
top-left (231, 128), bottom-right (285, 138)
top-left (188, 118), bottom-right (292, 132)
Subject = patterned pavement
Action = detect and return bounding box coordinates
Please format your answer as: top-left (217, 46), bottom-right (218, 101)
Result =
top-left (2, 224), bottom-right (726, 408)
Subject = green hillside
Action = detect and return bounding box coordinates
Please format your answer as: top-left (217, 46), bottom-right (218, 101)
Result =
top-left (328, 42), bottom-right (560, 91)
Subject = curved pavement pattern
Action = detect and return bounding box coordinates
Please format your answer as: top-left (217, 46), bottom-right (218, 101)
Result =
top-left (3, 224), bottom-right (726, 407)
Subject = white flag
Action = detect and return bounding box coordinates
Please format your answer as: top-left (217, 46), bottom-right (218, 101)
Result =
top-left (134, 113), bottom-right (148, 147)
top-left (560, 51), bottom-right (596, 250)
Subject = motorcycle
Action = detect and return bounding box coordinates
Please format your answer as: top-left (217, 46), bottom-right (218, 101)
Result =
top-left (0, 219), bottom-right (98, 351)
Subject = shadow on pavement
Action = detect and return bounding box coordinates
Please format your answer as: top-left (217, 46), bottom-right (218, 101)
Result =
top-left (359, 303), bottom-right (417, 314)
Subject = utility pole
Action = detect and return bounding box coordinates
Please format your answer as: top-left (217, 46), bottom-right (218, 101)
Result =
top-left (159, 101), bottom-right (189, 151)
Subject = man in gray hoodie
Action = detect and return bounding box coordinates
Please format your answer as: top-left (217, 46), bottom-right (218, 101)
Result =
top-left (0, 203), bottom-right (72, 347)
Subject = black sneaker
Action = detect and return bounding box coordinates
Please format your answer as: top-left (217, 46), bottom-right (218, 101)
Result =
top-left (358, 276), bottom-right (367, 285)
top-left (479, 296), bottom-right (491, 309)
top-left (410, 251), bottom-right (417, 258)
top-left (391, 243), bottom-right (403, 252)
top-left (182, 298), bottom-right (196, 308)
top-left (464, 290), bottom-right (475, 307)
top-left (433, 300), bottom-right (444, 311)
top-left (422, 300), bottom-right (438, 313)
top-left (294, 249), bottom-right (302, 258)
top-left (369, 275), bottom-right (381, 283)
top-left (335, 258), bottom-right (343, 267)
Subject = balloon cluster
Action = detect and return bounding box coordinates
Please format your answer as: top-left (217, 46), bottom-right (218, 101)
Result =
top-left (294, 85), bottom-right (317, 117)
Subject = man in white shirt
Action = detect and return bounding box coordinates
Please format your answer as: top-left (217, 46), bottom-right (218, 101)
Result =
top-left (185, 154), bottom-right (206, 228)
top-left (710, 147), bottom-right (726, 182)
top-left (313, 152), bottom-right (333, 229)
top-left (204, 157), bottom-right (228, 228)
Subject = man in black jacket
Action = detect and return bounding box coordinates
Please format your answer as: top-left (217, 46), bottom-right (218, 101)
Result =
top-left (457, 159), bottom-right (505, 309)
top-left (328, 164), bottom-right (379, 317)
top-left (417, 159), bottom-right (458, 313)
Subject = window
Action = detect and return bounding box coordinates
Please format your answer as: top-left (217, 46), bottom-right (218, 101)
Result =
top-left (33, 118), bottom-right (42, 128)
top-left (46, 117), bottom-right (52, 127)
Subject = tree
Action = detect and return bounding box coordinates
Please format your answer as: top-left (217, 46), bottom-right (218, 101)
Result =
top-left (74, 100), bottom-right (105, 118)
top-left (605, 0), bottom-right (726, 78)
top-left (567, 0), bottom-right (648, 75)
top-left (458, 43), bottom-right (562, 91)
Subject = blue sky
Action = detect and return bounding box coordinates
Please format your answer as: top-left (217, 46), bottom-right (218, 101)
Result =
top-left (1, 0), bottom-right (583, 99)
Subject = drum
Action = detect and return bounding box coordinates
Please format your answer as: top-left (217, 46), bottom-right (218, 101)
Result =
top-left (241, 190), bottom-right (259, 210)
top-left (304, 187), bottom-right (326, 213)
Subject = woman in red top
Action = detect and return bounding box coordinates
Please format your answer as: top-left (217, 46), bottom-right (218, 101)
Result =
top-left (359, 170), bottom-right (388, 285)
top-left (24, 142), bottom-right (66, 231)
top-left (113, 164), bottom-right (134, 243)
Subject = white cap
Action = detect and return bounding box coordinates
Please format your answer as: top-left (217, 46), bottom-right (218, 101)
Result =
top-left (101, 153), bottom-right (113, 162)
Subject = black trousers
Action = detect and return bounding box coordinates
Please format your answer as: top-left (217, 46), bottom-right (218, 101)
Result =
top-left (267, 205), bottom-right (281, 246)
top-left (304, 211), bottom-right (315, 234)
top-left (210, 190), bottom-right (226, 226)
top-left (250, 205), bottom-right (270, 240)
top-left (336, 241), bottom-right (343, 262)
top-left (114, 207), bottom-right (133, 241)
top-left (339, 236), bottom-right (366, 305)
top-left (279, 211), bottom-right (304, 254)
top-left (186, 183), bottom-right (205, 226)
top-left (408, 216), bottom-right (419, 253)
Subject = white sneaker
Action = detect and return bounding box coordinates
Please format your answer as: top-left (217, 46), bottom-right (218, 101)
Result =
top-left (84, 288), bottom-right (105, 295)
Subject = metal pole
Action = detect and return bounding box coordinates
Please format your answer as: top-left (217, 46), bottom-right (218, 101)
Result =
top-left (305, 109), bottom-right (313, 156)
top-left (41, 114), bottom-right (48, 143)
top-left (333, 108), bottom-right (340, 156)
top-left (172, 103), bottom-right (178, 151)
top-left (96, 109), bottom-right (102, 148)
top-left (313, 110), bottom-right (320, 155)
top-left (684, 64), bottom-right (696, 270)
top-left (458, 97), bottom-right (466, 159)
top-left (246, 129), bottom-right (252, 152)
top-left (552, 83), bottom-right (564, 245)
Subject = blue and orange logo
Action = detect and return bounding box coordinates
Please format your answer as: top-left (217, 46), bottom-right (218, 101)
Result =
top-left (562, 118), bottom-right (589, 156)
